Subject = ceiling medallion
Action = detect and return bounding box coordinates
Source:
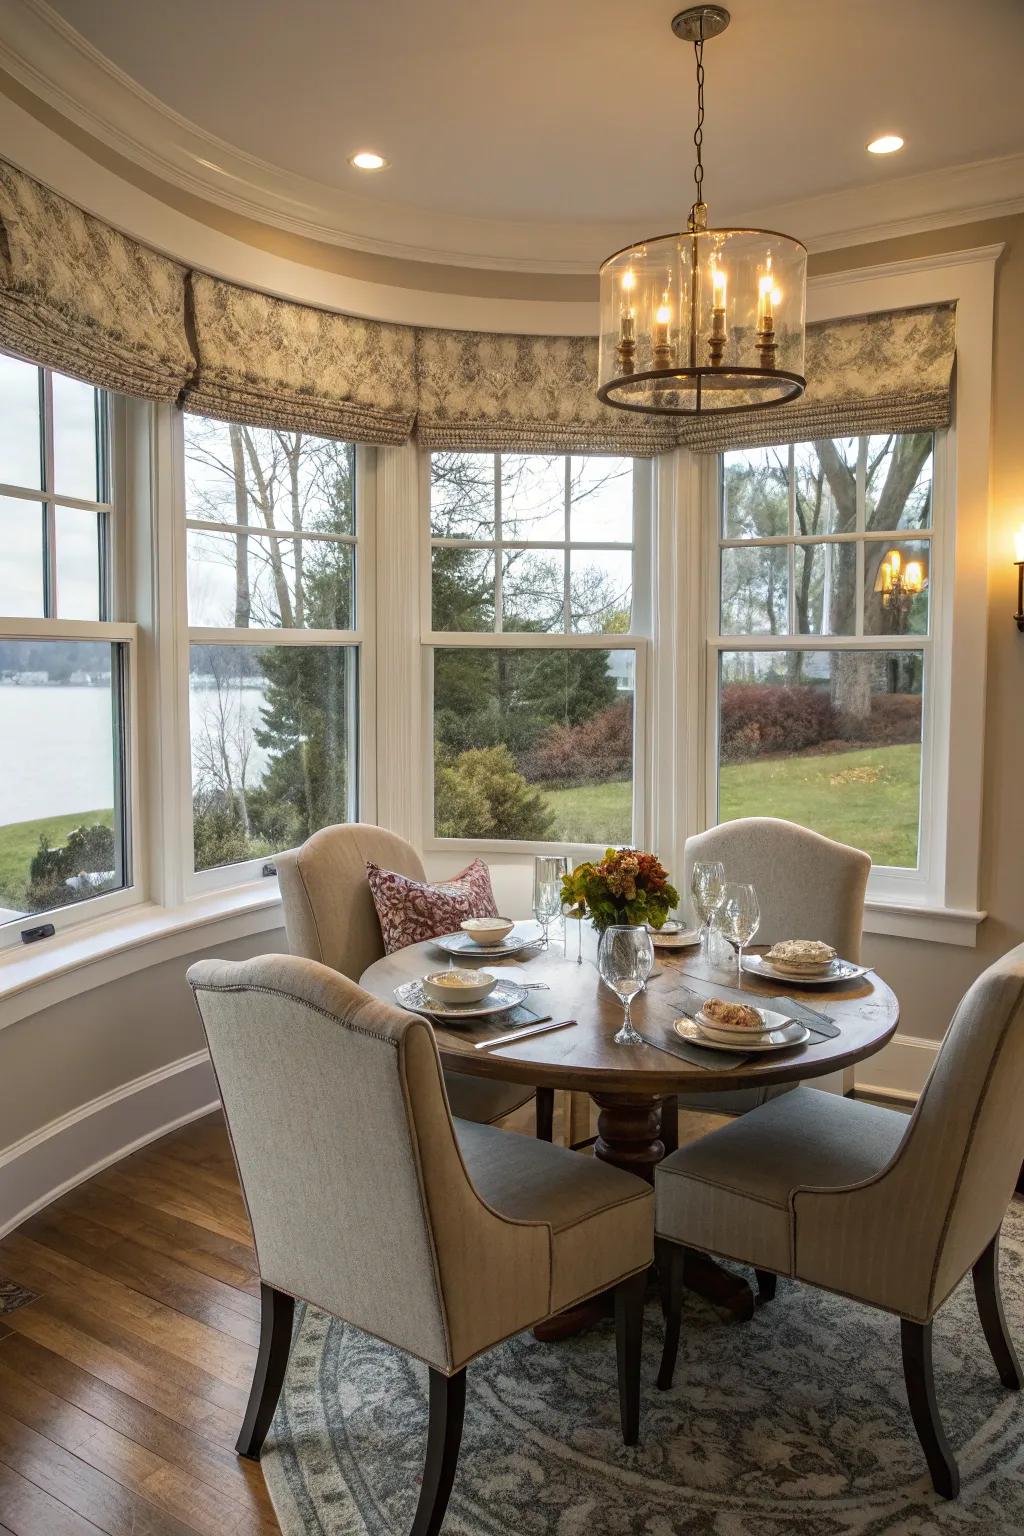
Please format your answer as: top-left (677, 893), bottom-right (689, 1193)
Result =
top-left (597, 5), bottom-right (807, 418)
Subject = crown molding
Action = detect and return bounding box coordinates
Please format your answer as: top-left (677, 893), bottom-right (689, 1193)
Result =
top-left (2, 0), bottom-right (1024, 276)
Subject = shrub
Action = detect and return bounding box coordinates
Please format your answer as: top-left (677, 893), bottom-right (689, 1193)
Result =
top-left (720, 683), bottom-right (834, 762)
top-left (521, 700), bottom-right (633, 788)
top-left (434, 745), bottom-right (556, 841)
top-left (29, 822), bottom-right (115, 887)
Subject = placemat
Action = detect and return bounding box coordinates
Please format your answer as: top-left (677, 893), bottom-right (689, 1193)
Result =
top-left (669, 979), bottom-right (840, 1041)
top-left (641, 994), bottom-right (751, 1069)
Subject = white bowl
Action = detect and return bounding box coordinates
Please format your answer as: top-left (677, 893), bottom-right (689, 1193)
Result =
top-left (421, 969), bottom-right (497, 1005)
top-left (460, 917), bottom-right (516, 946)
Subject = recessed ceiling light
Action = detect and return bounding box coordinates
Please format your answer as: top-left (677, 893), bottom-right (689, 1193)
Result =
top-left (349, 150), bottom-right (388, 171)
top-left (867, 134), bottom-right (904, 155)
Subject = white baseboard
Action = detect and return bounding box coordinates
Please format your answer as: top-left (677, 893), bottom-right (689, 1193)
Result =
top-left (854, 1032), bottom-right (939, 1102)
top-left (0, 1050), bottom-right (219, 1239)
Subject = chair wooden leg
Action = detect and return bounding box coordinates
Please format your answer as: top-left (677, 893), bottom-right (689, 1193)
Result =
top-left (236, 1283), bottom-right (295, 1459)
top-left (660, 1096), bottom-right (679, 1156)
top-left (410, 1368), bottom-right (466, 1536)
top-left (613, 1270), bottom-right (646, 1446)
top-left (755, 1269), bottom-right (777, 1303)
top-left (656, 1237), bottom-right (685, 1391)
top-left (973, 1232), bottom-right (1023, 1390)
top-left (535, 1087), bottom-right (554, 1141)
top-left (900, 1319), bottom-right (960, 1499)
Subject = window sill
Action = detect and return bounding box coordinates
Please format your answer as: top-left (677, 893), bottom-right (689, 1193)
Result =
top-left (0, 882), bottom-right (286, 1030)
top-left (862, 898), bottom-right (986, 947)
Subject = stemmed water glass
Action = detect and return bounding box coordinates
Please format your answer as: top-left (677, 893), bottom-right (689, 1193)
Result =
top-left (712, 882), bottom-right (761, 979)
top-left (598, 925), bottom-right (654, 1046)
top-left (562, 897), bottom-right (587, 964)
top-left (690, 860), bottom-right (726, 961)
top-left (533, 855), bottom-right (569, 950)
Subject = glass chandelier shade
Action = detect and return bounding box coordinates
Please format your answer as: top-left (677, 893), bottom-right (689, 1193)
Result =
top-left (598, 7), bottom-right (807, 418)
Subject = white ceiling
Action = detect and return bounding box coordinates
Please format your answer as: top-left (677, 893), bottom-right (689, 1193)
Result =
top-left (13, 0), bottom-right (1024, 267)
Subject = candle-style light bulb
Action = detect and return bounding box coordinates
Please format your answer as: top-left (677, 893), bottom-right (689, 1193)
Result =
top-left (1014, 525), bottom-right (1024, 564)
top-left (616, 267), bottom-right (637, 372)
top-left (905, 560), bottom-right (924, 593)
top-left (652, 296), bottom-right (674, 368)
top-left (757, 273), bottom-right (775, 328)
top-left (712, 266), bottom-right (727, 309)
top-left (880, 559), bottom-right (893, 593)
top-left (889, 549), bottom-right (902, 579)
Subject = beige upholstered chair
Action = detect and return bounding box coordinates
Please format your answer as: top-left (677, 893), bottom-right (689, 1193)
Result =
top-left (670, 817), bottom-right (871, 1125)
top-left (189, 955), bottom-right (653, 1533)
top-left (277, 823), bottom-right (547, 1135)
top-left (655, 942), bottom-right (1024, 1499)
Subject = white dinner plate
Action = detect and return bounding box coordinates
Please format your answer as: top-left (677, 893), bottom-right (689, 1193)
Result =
top-left (394, 978), bottom-right (528, 1020)
top-left (433, 928), bottom-right (539, 959)
top-left (675, 1016), bottom-right (811, 1052)
top-left (647, 926), bottom-right (701, 949)
top-left (741, 953), bottom-right (870, 986)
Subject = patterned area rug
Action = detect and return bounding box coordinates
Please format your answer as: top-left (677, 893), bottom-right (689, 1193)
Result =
top-left (261, 1200), bottom-right (1024, 1535)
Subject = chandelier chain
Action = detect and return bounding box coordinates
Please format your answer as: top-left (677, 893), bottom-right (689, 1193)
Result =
top-left (692, 26), bottom-right (705, 206)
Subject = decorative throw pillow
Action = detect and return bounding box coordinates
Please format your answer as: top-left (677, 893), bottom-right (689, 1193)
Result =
top-left (366, 858), bottom-right (499, 954)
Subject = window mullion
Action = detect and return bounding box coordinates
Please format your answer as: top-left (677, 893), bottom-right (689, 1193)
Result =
top-left (42, 369), bottom-right (57, 618)
top-left (563, 455), bottom-right (571, 633)
top-left (493, 451), bottom-right (503, 633)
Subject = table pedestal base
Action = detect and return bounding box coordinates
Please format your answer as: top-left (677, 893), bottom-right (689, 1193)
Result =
top-left (592, 1093), bottom-right (664, 1183)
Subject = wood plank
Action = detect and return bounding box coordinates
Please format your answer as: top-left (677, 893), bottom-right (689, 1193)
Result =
top-left (0, 1303), bottom-right (242, 1444)
top-left (0, 1408), bottom-right (205, 1536)
top-left (16, 1212), bottom-right (260, 1339)
top-left (0, 1364), bottom-right (276, 1536)
top-left (92, 1167), bottom-right (253, 1247)
top-left (0, 1238), bottom-right (256, 1390)
top-left (0, 1461), bottom-right (107, 1536)
top-left (48, 1188), bottom-right (260, 1296)
top-left (0, 1334), bottom-right (275, 1524)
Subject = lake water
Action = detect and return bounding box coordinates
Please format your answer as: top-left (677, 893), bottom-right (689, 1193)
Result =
top-left (0, 682), bottom-right (271, 826)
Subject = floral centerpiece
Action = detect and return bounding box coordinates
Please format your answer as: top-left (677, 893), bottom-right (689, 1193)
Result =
top-left (560, 848), bottom-right (678, 934)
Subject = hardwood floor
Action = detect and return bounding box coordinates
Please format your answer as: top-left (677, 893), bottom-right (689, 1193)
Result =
top-left (0, 1096), bottom-right (726, 1536)
top-left (0, 1112), bottom-right (280, 1536)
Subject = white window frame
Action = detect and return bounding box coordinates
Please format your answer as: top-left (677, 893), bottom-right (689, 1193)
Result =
top-left (171, 410), bottom-right (377, 897)
top-left (662, 244), bottom-right (999, 946)
top-left (421, 450), bottom-right (654, 858)
top-left (705, 430), bottom-right (950, 906)
top-left (0, 378), bottom-right (141, 952)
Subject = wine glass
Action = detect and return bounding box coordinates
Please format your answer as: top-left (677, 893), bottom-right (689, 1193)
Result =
top-left (690, 860), bottom-right (726, 961)
top-left (713, 882), bottom-right (761, 979)
top-left (533, 855), bottom-right (569, 950)
top-left (598, 925), bottom-right (654, 1046)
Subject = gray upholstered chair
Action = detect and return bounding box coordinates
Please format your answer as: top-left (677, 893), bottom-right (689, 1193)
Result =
top-left (655, 941), bottom-right (1024, 1499)
top-left (189, 955), bottom-right (653, 1534)
top-left (276, 823), bottom-right (548, 1136)
top-left (670, 817), bottom-right (871, 1128)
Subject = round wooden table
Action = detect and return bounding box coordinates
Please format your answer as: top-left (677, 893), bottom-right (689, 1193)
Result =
top-left (360, 933), bottom-right (900, 1182)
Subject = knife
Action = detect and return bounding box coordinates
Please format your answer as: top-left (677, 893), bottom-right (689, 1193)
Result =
top-left (475, 1017), bottom-right (577, 1050)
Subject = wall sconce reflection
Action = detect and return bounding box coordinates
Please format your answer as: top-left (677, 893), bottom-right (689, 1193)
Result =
top-left (876, 548), bottom-right (927, 634)
top-left (1014, 526), bottom-right (1024, 632)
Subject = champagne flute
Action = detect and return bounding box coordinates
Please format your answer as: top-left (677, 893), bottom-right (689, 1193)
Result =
top-left (691, 860), bottom-right (726, 961)
top-left (713, 881), bottom-right (761, 979)
top-left (598, 925), bottom-right (654, 1046)
top-left (562, 898), bottom-right (587, 964)
top-left (533, 855), bottom-right (569, 950)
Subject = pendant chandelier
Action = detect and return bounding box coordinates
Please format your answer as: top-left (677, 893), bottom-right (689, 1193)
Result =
top-left (597, 5), bottom-right (807, 418)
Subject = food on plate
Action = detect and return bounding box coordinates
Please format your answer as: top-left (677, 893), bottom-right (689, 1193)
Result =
top-left (701, 997), bottom-right (765, 1030)
top-left (765, 939), bottom-right (836, 971)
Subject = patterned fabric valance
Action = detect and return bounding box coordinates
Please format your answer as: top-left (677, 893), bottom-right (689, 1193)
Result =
top-left (677, 302), bottom-right (957, 454)
top-left (0, 161), bottom-right (193, 401)
top-left (183, 274), bottom-right (417, 445)
top-left (416, 328), bottom-right (679, 457)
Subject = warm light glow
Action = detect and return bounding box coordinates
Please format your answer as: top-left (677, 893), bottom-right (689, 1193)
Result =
top-left (622, 269), bottom-right (636, 293)
top-left (880, 559), bottom-right (893, 593)
top-left (1014, 526), bottom-right (1024, 564)
top-left (867, 134), bottom-right (904, 155)
top-left (757, 270), bottom-right (775, 328)
top-left (711, 264), bottom-right (727, 308)
top-left (349, 150), bottom-right (387, 170)
top-left (904, 560), bottom-right (924, 593)
top-left (771, 287), bottom-right (782, 306)
top-left (655, 303), bottom-right (673, 326)
top-left (888, 548), bottom-right (902, 579)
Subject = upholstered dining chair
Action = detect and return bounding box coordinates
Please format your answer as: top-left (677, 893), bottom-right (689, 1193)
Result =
top-left (277, 822), bottom-right (550, 1137)
top-left (189, 954), bottom-right (653, 1535)
top-left (654, 941), bottom-right (1024, 1499)
top-left (668, 817), bottom-right (872, 1133)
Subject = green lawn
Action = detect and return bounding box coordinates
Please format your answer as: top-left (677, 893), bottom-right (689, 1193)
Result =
top-left (540, 742), bottom-right (921, 866)
top-left (0, 808), bottom-right (113, 910)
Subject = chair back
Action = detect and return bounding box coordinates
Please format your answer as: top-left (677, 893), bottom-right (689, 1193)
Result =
top-left (188, 954), bottom-right (549, 1372)
top-left (794, 943), bottom-right (1024, 1319)
top-left (683, 817), bottom-right (870, 960)
top-left (276, 822), bottom-right (425, 979)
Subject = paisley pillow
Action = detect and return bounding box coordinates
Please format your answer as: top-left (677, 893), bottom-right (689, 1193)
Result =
top-left (366, 858), bottom-right (499, 954)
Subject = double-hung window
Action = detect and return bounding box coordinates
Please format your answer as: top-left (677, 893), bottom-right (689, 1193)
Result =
top-left (0, 352), bottom-right (133, 945)
top-left (182, 417), bottom-right (367, 886)
top-left (709, 432), bottom-right (940, 886)
top-left (426, 451), bottom-right (651, 849)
